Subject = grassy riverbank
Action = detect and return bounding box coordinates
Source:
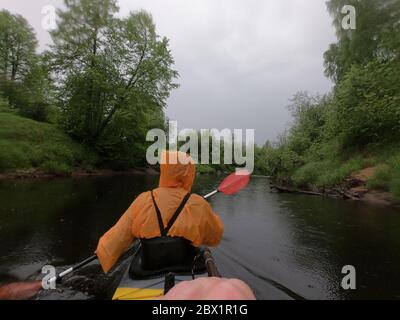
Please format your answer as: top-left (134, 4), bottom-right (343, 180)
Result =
top-left (0, 111), bottom-right (229, 179)
top-left (294, 141), bottom-right (400, 195)
top-left (255, 0), bottom-right (400, 205)
top-left (266, 140), bottom-right (400, 204)
top-left (255, 65), bottom-right (400, 205)
top-left (0, 111), bottom-right (98, 176)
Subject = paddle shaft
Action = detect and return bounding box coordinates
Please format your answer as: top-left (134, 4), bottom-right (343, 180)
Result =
top-left (202, 192), bottom-right (221, 278)
top-left (204, 190), bottom-right (219, 199)
top-left (48, 254), bottom-right (97, 284)
top-left (203, 250), bottom-right (220, 278)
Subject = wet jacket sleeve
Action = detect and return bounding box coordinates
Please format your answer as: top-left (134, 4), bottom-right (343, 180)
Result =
top-left (96, 196), bottom-right (141, 273)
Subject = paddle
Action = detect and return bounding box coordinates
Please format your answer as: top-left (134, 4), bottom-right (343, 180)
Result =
top-left (5, 169), bottom-right (251, 298)
top-left (204, 169), bottom-right (251, 199)
top-left (47, 254), bottom-right (98, 286)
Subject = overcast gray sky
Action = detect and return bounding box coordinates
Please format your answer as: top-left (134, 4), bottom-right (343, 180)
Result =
top-left (0, 0), bottom-right (336, 144)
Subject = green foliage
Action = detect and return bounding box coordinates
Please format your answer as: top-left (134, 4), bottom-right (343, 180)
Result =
top-left (254, 144), bottom-right (270, 175)
top-left (0, 94), bottom-right (9, 111)
top-left (41, 161), bottom-right (72, 175)
top-left (0, 2), bottom-right (179, 173)
top-left (256, 1), bottom-right (400, 197)
top-left (18, 59), bottom-right (54, 122)
top-left (324, 0), bottom-right (400, 82)
top-left (257, 143), bottom-right (302, 179)
top-left (49, 1), bottom-right (179, 160)
top-left (0, 112), bottom-right (98, 174)
top-left (390, 176), bottom-right (400, 200)
top-left (333, 60), bottom-right (400, 148)
top-left (0, 60), bottom-right (54, 122)
top-left (196, 165), bottom-right (217, 175)
top-left (287, 92), bottom-right (333, 155)
top-left (0, 10), bottom-right (37, 81)
top-left (367, 154), bottom-right (400, 200)
top-left (292, 156), bottom-right (364, 187)
top-left (367, 165), bottom-right (391, 191)
top-left (173, 129), bottom-right (240, 174)
top-left (98, 96), bottom-right (165, 168)
top-left (0, 10), bottom-right (53, 122)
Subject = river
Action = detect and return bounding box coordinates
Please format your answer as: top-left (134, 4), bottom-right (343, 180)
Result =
top-left (1, 174), bottom-right (400, 300)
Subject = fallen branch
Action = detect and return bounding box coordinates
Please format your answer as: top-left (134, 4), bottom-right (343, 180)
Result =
top-left (270, 184), bottom-right (324, 196)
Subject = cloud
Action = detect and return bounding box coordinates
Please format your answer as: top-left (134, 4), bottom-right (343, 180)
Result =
top-left (118, 0), bottom-right (335, 143)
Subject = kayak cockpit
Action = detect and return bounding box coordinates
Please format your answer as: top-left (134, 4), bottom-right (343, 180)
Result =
top-left (112, 245), bottom-right (219, 300)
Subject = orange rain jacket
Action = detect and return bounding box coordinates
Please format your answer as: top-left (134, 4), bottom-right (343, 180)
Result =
top-left (96, 151), bottom-right (224, 273)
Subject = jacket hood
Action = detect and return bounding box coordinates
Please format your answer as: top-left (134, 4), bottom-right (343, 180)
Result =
top-left (159, 151), bottom-right (196, 192)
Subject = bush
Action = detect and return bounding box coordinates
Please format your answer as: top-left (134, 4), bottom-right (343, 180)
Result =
top-left (40, 161), bottom-right (72, 175)
top-left (367, 165), bottom-right (391, 190)
top-left (292, 154), bottom-right (365, 187)
top-left (334, 60), bottom-right (400, 149)
top-left (292, 161), bottom-right (324, 186)
top-left (367, 154), bottom-right (400, 200)
top-left (387, 155), bottom-right (400, 200)
top-left (0, 74), bottom-right (52, 122)
top-left (390, 175), bottom-right (400, 200)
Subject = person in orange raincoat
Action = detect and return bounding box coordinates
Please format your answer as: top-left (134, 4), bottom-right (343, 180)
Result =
top-left (96, 151), bottom-right (224, 273)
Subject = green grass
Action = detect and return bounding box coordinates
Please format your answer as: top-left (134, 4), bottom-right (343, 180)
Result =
top-left (292, 154), bottom-right (365, 187)
top-left (367, 165), bottom-right (391, 190)
top-left (0, 111), bottom-right (98, 175)
top-left (289, 139), bottom-right (400, 200)
top-left (367, 153), bottom-right (400, 200)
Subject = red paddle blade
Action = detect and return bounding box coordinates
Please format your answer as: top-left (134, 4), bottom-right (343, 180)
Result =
top-left (218, 169), bottom-right (251, 195)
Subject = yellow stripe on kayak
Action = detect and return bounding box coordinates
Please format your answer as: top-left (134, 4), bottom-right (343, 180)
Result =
top-left (112, 288), bottom-right (164, 300)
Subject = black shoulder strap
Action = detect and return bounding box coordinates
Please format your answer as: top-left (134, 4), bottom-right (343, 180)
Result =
top-left (165, 193), bottom-right (191, 235)
top-left (151, 190), bottom-right (166, 236)
top-left (150, 190), bottom-right (191, 236)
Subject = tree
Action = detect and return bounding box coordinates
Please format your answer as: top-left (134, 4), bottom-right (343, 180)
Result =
top-left (0, 10), bottom-right (53, 122)
top-left (98, 93), bottom-right (166, 168)
top-left (333, 59), bottom-right (400, 148)
top-left (49, 0), bottom-right (179, 157)
top-left (0, 10), bottom-right (37, 81)
top-left (261, 1), bottom-right (400, 186)
top-left (18, 57), bottom-right (54, 121)
top-left (324, 0), bottom-right (400, 83)
top-left (286, 92), bottom-right (332, 155)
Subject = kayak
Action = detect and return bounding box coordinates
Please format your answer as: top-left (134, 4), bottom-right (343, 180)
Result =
top-left (112, 244), bottom-right (219, 300)
top-left (112, 269), bottom-right (207, 300)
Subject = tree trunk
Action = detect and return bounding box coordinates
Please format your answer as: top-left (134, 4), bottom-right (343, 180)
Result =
top-left (11, 45), bottom-right (21, 81)
top-left (86, 26), bottom-right (99, 145)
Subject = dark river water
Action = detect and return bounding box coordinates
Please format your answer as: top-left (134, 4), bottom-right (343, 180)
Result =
top-left (1, 174), bottom-right (400, 300)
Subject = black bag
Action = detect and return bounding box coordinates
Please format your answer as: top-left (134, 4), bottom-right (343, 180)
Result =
top-left (129, 239), bottom-right (206, 279)
top-left (129, 190), bottom-right (206, 279)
